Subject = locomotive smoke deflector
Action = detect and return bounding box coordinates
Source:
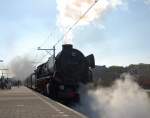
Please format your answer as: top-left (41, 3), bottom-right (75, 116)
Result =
top-left (86, 54), bottom-right (95, 68)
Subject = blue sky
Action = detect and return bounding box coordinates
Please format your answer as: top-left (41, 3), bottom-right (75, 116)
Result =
top-left (0, 0), bottom-right (150, 67)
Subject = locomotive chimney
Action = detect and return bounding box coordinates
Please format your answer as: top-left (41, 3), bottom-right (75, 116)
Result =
top-left (62, 44), bottom-right (73, 50)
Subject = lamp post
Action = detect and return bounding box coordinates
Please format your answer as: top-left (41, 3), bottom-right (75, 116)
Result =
top-left (0, 60), bottom-right (4, 76)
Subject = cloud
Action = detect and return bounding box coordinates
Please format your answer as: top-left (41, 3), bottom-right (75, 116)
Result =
top-left (57, 0), bottom-right (127, 44)
top-left (144, 0), bottom-right (150, 5)
top-left (57, 0), bottom-right (126, 29)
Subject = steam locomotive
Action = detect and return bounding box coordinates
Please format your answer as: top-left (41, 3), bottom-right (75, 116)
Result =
top-left (25, 44), bottom-right (95, 104)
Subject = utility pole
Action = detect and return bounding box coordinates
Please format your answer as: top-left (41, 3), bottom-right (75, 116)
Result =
top-left (37, 46), bottom-right (56, 63)
top-left (0, 69), bottom-right (8, 80)
top-left (53, 46), bottom-right (55, 63)
top-left (0, 69), bottom-right (8, 75)
top-left (2, 72), bottom-right (11, 77)
top-left (0, 60), bottom-right (4, 79)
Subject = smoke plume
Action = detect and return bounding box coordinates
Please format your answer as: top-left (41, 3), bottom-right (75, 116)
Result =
top-left (57, 0), bottom-right (124, 43)
top-left (75, 74), bottom-right (150, 118)
top-left (9, 56), bottom-right (35, 81)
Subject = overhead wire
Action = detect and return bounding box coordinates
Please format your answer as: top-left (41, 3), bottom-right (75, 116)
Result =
top-left (34, 0), bottom-right (99, 67)
top-left (54, 0), bottom-right (99, 47)
top-left (31, 31), bottom-right (54, 67)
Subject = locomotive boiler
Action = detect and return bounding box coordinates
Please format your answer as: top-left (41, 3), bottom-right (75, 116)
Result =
top-left (26, 44), bottom-right (95, 104)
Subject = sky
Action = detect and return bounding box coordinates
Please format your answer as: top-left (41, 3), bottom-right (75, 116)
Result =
top-left (0, 0), bottom-right (150, 68)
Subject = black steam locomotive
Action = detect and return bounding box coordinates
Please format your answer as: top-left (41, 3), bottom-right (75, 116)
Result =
top-left (25, 44), bottom-right (95, 104)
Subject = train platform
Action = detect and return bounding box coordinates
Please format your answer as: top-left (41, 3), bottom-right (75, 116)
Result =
top-left (0, 86), bottom-right (86, 118)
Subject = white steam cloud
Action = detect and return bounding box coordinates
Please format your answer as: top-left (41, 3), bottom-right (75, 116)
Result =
top-left (57, 0), bottom-right (124, 43)
top-left (75, 74), bottom-right (150, 118)
top-left (9, 56), bottom-right (35, 81)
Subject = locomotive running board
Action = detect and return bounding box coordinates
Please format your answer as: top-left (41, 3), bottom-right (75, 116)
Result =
top-left (37, 75), bottom-right (51, 81)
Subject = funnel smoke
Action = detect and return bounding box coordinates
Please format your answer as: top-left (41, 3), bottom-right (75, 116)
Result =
top-left (9, 56), bottom-right (34, 81)
top-left (75, 74), bottom-right (150, 118)
top-left (57, 0), bottom-right (124, 43)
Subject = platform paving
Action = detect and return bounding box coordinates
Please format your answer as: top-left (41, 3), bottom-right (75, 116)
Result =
top-left (0, 86), bottom-right (86, 118)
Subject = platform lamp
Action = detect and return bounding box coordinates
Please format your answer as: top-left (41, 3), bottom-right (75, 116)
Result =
top-left (0, 60), bottom-right (3, 81)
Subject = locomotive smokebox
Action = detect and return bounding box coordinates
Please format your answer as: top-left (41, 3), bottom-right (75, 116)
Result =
top-left (62, 44), bottom-right (73, 50)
